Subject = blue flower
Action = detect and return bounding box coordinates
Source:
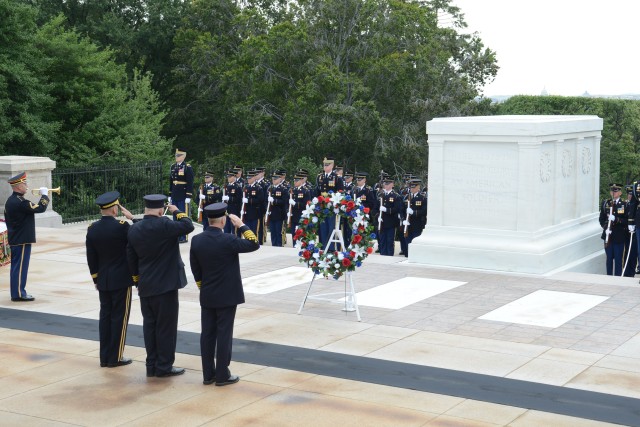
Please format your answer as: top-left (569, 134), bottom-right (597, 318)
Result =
top-left (370, 233), bottom-right (376, 239)
top-left (356, 261), bottom-right (362, 267)
top-left (298, 251), bottom-right (303, 256)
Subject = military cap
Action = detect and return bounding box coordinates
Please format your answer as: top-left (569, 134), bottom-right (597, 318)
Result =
top-left (355, 171), bottom-right (368, 179)
top-left (344, 170), bottom-right (353, 178)
top-left (95, 191), bottom-right (120, 209)
top-left (143, 194), bottom-right (166, 208)
top-left (256, 166), bottom-right (266, 172)
top-left (626, 184), bottom-right (634, 195)
top-left (297, 168), bottom-right (309, 177)
top-left (382, 177), bottom-right (394, 184)
top-left (232, 165), bottom-right (243, 172)
top-left (409, 179), bottom-right (422, 187)
top-left (322, 157), bottom-right (335, 165)
top-left (609, 183), bottom-right (623, 191)
top-left (272, 171), bottom-right (284, 179)
top-left (225, 169), bottom-right (236, 177)
top-left (205, 202), bottom-right (227, 218)
top-left (204, 171), bottom-right (214, 178)
top-left (276, 168), bottom-right (287, 175)
top-left (293, 174), bottom-right (305, 180)
top-left (335, 164), bottom-right (344, 171)
top-left (246, 169), bottom-right (258, 178)
top-left (7, 172), bottom-right (27, 185)
top-left (175, 148), bottom-right (187, 155)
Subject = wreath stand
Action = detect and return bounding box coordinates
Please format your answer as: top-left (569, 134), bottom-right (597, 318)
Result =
top-left (297, 216), bottom-right (362, 321)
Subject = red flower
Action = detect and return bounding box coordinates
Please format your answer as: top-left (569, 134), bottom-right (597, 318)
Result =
top-left (341, 199), bottom-right (347, 205)
top-left (342, 258), bottom-right (351, 267)
top-left (366, 247), bottom-right (373, 254)
top-left (317, 196), bottom-right (324, 203)
top-left (358, 226), bottom-right (364, 232)
top-left (352, 234), bottom-right (362, 244)
top-left (303, 250), bottom-right (311, 259)
top-left (350, 251), bottom-right (356, 258)
top-left (295, 228), bottom-right (304, 237)
top-left (346, 201), bottom-right (355, 210)
top-left (303, 219), bottom-right (309, 225)
top-left (363, 207), bottom-right (370, 214)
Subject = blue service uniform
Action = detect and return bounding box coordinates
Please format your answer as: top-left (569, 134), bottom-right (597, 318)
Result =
top-left (243, 183), bottom-right (264, 241)
top-left (200, 183), bottom-right (222, 230)
top-left (600, 198), bottom-right (628, 276)
top-left (257, 178), bottom-right (270, 244)
top-left (316, 171), bottom-right (344, 250)
top-left (3, 191), bottom-right (49, 300)
top-left (224, 181), bottom-right (243, 235)
top-left (266, 183), bottom-right (290, 247)
top-left (290, 185), bottom-right (311, 245)
top-left (400, 191), bottom-right (427, 257)
top-left (169, 162), bottom-right (194, 242)
top-left (378, 190), bottom-right (402, 256)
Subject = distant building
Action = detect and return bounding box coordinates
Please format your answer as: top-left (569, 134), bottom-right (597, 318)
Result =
top-left (540, 87), bottom-right (548, 96)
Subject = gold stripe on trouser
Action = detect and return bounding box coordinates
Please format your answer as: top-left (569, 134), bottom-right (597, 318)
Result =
top-left (184, 203), bottom-right (190, 242)
top-left (18, 244), bottom-right (26, 298)
top-left (118, 287), bottom-right (132, 360)
top-left (282, 224), bottom-right (287, 245)
top-left (256, 219), bottom-right (261, 243)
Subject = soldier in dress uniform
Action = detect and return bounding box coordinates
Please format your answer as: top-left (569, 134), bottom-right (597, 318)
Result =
top-left (169, 148), bottom-right (194, 243)
top-left (290, 172), bottom-right (311, 245)
top-left (378, 177), bottom-right (403, 256)
top-left (127, 194), bottom-right (194, 377)
top-left (198, 171), bottom-right (222, 230)
top-left (233, 165), bottom-right (245, 186)
top-left (353, 172), bottom-right (378, 215)
top-left (266, 171), bottom-right (290, 247)
top-left (223, 170), bottom-right (243, 235)
top-left (342, 170), bottom-right (355, 244)
top-left (86, 191), bottom-right (136, 368)
top-left (400, 179), bottom-right (428, 257)
top-left (255, 167), bottom-right (269, 244)
top-left (3, 172), bottom-right (49, 302)
top-left (241, 170), bottom-right (264, 241)
top-left (190, 203), bottom-right (260, 386)
top-left (277, 168), bottom-right (290, 188)
top-left (316, 157), bottom-right (344, 250)
top-left (298, 168), bottom-right (314, 192)
top-left (623, 185), bottom-right (638, 277)
top-left (599, 183), bottom-right (628, 276)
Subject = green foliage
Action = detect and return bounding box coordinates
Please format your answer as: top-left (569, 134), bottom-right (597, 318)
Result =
top-left (496, 95), bottom-right (640, 200)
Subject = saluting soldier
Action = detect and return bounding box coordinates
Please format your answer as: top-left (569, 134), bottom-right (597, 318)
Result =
top-left (400, 179), bottom-right (428, 257)
top-left (599, 183), bottom-right (628, 276)
top-left (242, 170), bottom-right (264, 241)
top-left (190, 203), bottom-right (260, 386)
top-left (127, 194), bottom-right (194, 377)
top-left (86, 191), bottom-right (136, 368)
top-left (3, 172), bottom-right (49, 302)
top-left (169, 148), bottom-right (194, 243)
top-left (223, 170), bottom-right (243, 235)
top-left (316, 156), bottom-right (344, 250)
top-left (266, 170), bottom-right (290, 247)
top-left (290, 172), bottom-right (311, 245)
top-left (198, 171), bottom-right (222, 230)
top-left (378, 177), bottom-right (403, 256)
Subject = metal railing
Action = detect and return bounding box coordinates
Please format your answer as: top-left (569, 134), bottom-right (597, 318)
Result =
top-left (52, 161), bottom-right (164, 223)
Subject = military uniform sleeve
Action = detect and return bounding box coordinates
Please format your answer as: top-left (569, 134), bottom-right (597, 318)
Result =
top-left (235, 225), bottom-right (260, 252)
top-left (126, 240), bottom-right (140, 285)
top-left (189, 242), bottom-right (202, 289)
top-left (165, 213), bottom-right (195, 237)
top-left (19, 195), bottom-right (49, 214)
top-left (599, 200), bottom-right (608, 229)
top-left (85, 231), bottom-right (99, 285)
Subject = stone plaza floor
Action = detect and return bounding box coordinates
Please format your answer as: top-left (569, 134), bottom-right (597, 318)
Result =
top-left (1, 222), bottom-right (640, 426)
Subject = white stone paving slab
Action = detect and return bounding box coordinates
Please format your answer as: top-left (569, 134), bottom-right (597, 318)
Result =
top-left (479, 290), bottom-right (609, 328)
top-left (243, 266), bottom-right (314, 294)
top-left (344, 277), bottom-right (467, 310)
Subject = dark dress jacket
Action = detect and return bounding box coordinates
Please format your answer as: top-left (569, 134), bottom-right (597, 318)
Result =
top-left (380, 190), bottom-right (403, 229)
top-left (127, 214), bottom-right (194, 297)
top-left (86, 216), bottom-right (134, 291)
top-left (190, 225), bottom-right (259, 309)
top-left (599, 198), bottom-right (628, 244)
top-left (3, 192), bottom-right (49, 245)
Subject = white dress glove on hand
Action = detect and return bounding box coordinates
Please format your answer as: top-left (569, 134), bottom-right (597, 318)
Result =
top-left (289, 198), bottom-right (296, 206)
top-left (222, 195), bottom-right (229, 201)
top-left (198, 208), bottom-right (203, 214)
top-left (167, 197), bottom-right (172, 204)
top-left (402, 220), bottom-right (410, 226)
top-left (268, 196), bottom-right (274, 203)
top-left (380, 205), bottom-right (388, 212)
top-left (406, 207), bottom-right (414, 215)
top-left (199, 194), bottom-right (206, 200)
top-left (39, 187), bottom-right (48, 195)
top-left (606, 229), bottom-right (612, 235)
top-left (629, 225), bottom-right (636, 232)
top-left (185, 198), bottom-right (191, 204)
top-left (608, 214), bottom-right (616, 221)
top-left (242, 197), bottom-right (249, 203)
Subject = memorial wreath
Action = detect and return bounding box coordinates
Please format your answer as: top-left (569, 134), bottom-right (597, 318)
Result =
top-left (295, 191), bottom-right (376, 279)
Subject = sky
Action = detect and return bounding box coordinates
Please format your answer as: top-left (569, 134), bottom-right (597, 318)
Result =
top-left (451, 0), bottom-right (640, 97)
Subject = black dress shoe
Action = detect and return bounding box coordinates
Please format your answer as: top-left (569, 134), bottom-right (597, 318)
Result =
top-left (156, 367), bottom-right (185, 377)
top-left (146, 367), bottom-right (156, 377)
top-left (215, 375), bottom-right (239, 386)
top-left (11, 295), bottom-right (35, 302)
top-left (100, 362), bottom-right (107, 367)
top-left (203, 378), bottom-right (215, 385)
top-left (107, 358), bottom-right (132, 368)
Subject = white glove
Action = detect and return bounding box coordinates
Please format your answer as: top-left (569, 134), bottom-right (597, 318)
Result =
top-left (608, 214), bottom-right (616, 221)
top-left (406, 207), bottom-right (414, 215)
top-left (629, 225), bottom-right (636, 232)
top-left (289, 198), bottom-right (296, 206)
top-left (185, 198), bottom-right (191, 204)
top-left (402, 220), bottom-right (410, 226)
top-left (167, 197), bottom-right (172, 204)
top-left (242, 197), bottom-right (249, 203)
top-left (39, 187), bottom-right (48, 195)
top-left (222, 195), bottom-right (229, 202)
top-left (606, 229), bottom-right (612, 235)
top-left (268, 196), bottom-right (274, 203)
top-left (380, 205), bottom-right (388, 212)
top-left (199, 194), bottom-right (206, 200)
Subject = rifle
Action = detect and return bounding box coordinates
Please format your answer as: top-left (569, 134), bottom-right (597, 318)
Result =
top-left (197, 184), bottom-right (204, 222)
top-left (604, 206), bottom-right (613, 248)
top-left (264, 187), bottom-right (272, 227)
top-left (403, 192), bottom-right (411, 238)
top-left (378, 196), bottom-right (383, 233)
top-left (240, 187), bottom-right (247, 221)
top-left (286, 188), bottom-right (293, 229)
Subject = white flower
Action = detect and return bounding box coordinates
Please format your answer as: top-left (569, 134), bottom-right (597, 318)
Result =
top-left (312, 197), bottom-right (318, 204)
top-left (352, 245), bottom-right (367, 259)
top-left (334, 208), bottom-right (339, 214)
top-left (309, 240), bottom-right (316, 246)
top-left (330, 192), bottom-right (343, 205)
top-left (312, 216), bottom-right (318, 223)
top-left (313, 252), bottom-right (320, 259)
top-left (340, 205), bottom-right (346, 212)
top-left (302, 204), bottom-right (315, 217)
top-left (334, 263), bottom-right (340, 268)
top-left (326, 253), bottom-right (333, 259)
top-left (338, 252), bottom-right (344, 260)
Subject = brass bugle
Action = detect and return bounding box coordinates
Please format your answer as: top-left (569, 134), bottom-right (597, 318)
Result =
top-left (31, 187), bottom-right (61, 196)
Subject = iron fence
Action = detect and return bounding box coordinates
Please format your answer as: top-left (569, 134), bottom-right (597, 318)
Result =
top-left (52, 161), bottom-right (164, 223)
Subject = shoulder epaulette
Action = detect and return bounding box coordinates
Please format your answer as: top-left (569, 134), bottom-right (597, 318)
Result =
top-left (119, 220), bottom-right (126, 225)
top-left (186, 163), bottom-right (191, 167)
